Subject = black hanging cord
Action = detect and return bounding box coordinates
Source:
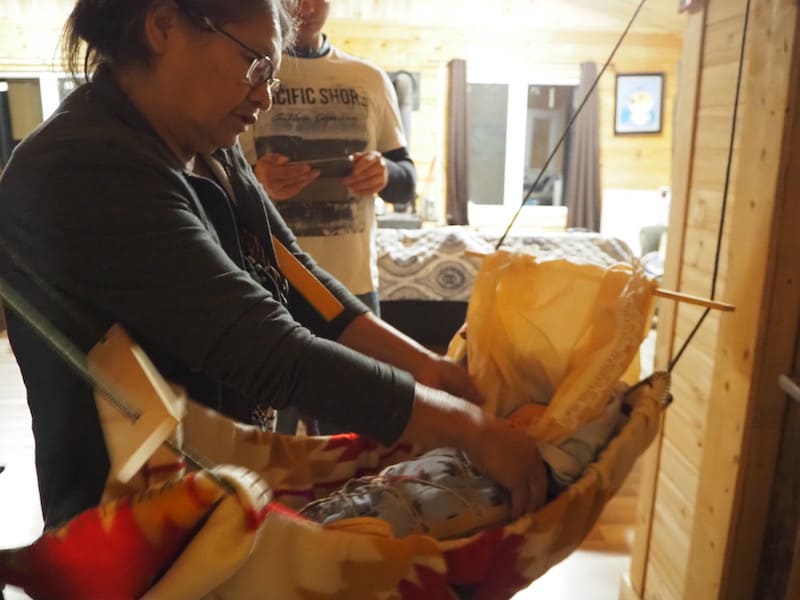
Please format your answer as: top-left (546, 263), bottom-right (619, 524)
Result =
top-left (0, 252), bottom-right (235, 494)
top-left (495, 0), bottom-right (649, 249)
top-left (668, 0), bottom-right (751, 372)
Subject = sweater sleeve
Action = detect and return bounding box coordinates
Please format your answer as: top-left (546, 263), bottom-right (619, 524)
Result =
top-left (2, 140), bottom-right (415, 446)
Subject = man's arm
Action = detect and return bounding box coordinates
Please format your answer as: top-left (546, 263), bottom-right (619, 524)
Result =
top-left (380, 146), bottom-right (416, 205)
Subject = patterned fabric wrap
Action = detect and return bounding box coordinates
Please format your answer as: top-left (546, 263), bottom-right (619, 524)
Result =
top-left (0, 255), bottom-right (667, 599)
top-left (176, 373), bottom-right (667, 599)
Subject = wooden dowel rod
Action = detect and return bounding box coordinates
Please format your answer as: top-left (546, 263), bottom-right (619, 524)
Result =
top-left (652, 288), bottom-right (734, 312)
top-left (463, 249), bottom-right (735, 312)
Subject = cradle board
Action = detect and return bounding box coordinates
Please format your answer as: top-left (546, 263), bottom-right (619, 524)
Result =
top-left (87, 324), bottom-right (185, 483)
top-left (137, 373), bottom-right (669, 599)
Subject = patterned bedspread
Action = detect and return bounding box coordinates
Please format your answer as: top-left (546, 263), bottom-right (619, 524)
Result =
top-left (376, 226), bottom-right (634, 302)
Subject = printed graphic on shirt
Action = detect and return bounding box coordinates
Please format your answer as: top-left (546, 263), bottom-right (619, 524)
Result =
top-left (253, 83), bottom-right (372, 237)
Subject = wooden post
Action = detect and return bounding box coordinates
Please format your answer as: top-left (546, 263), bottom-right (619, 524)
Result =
top-left (684, 0), bottom-right (800, 598)
top-left (625, 6), bottom-right (708, 599)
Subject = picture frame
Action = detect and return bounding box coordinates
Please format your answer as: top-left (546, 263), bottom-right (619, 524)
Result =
top-left (614, 73), bottom-right (664, 135)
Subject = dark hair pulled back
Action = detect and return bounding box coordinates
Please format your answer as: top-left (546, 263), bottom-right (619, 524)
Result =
top-left (62, 0), bottom-right (297, 79)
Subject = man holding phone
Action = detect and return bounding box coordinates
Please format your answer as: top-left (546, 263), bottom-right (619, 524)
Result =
top-left (241, 0), bottom-right (416, 317)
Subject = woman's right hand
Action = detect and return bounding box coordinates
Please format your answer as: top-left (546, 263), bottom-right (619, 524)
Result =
top-left (400, 384), bottom-right (548, 518)
top-left (253, 152), bottom-right (320, 200)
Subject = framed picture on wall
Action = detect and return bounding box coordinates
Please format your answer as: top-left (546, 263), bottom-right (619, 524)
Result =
top-left (614, 73), bottom-right (664, 135)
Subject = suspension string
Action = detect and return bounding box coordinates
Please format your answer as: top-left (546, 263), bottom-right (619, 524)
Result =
top-left (668, 0), bottom-right (751, 373)
top-left (495, 0), bottom-right (649, 249)
top-left (0, 269), bottom-right (235, 494)
top-left (0, 275), bottom-right (140, 422)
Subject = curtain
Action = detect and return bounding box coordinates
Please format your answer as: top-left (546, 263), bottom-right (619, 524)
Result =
top-left (446, 59), bottom-right (469, 226)
top-left (389, 71), bottom-right (415, 147)
top-left (565, 62), bottom-right (601, 231)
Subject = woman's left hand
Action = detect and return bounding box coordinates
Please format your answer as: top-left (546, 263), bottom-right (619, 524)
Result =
top-left (342, 151), bottom-right (388, 196)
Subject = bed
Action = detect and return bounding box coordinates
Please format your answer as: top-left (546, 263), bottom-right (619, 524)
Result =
top-left (376, 225), bottom-right (634, 348)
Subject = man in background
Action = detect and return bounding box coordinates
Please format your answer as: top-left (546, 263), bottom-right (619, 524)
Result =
top-left (242, 0), bottom-right (416, 317)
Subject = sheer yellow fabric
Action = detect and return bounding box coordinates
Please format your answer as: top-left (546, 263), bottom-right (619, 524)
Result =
top-left (463, 251), bottom-right (656, 445)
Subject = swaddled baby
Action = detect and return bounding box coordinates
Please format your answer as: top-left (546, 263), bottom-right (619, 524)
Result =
top-left (300, 385), bottom-right (627, 540)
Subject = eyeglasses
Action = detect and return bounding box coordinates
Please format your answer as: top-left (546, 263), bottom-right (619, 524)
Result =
top-left (181, 5), bottom-right (281, 94)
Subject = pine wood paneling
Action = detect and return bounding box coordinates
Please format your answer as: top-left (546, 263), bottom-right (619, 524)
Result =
top-left (706, 1), bottom-right (749, 26)
top-left (704, 16), bottom-right (752, 68)
top-left (658, 438), bottom-right (699, 506)
top-left (662, 403), bottom-right (705, 470)
top-left (641, 0), bottom-right (751, 591)
top-left (324, 21), bottom-right (681, 212)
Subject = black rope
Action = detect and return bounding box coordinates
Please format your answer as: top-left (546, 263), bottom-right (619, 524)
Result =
top-left (0, 258), bottom-right (235, 494)
top-left (495, 0), bottom-right (649, 249)
top-left (668, 0), bottom-right (751, 372)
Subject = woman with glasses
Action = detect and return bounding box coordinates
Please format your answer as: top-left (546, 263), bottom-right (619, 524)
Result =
top-left (0, 0), bottom-right (546, 534)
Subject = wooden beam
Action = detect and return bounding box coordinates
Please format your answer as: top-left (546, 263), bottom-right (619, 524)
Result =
top-left (684, 0), bottom-right (800, 598)
top-left (724, 3), bottom-right (800, 596)
top-left (629, 7), bottom-right (707, 596)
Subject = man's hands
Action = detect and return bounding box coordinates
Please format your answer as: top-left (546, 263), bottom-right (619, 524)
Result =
top-left (342, 151), bottom-right (388, 196)
top-left (253, 151), bottom-right (388, 200)
top-left (253, 153), bottom-right (320, 200)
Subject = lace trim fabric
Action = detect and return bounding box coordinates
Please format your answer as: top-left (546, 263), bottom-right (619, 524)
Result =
top-left (466, 251), bottom-right (656, 444)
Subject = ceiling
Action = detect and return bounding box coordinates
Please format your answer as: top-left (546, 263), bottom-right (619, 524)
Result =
top-left (562, 0), bottom-right (687, 34)
top-left (0, 0), bottom-right (687, 36)
top-left (328, 0), bottom-right (687, 35)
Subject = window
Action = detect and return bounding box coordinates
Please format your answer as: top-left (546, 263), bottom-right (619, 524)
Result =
top-left (466, 65), bottom-right (577, 229)
top-left (0, 74), bottom-right (85, 168)
top-left (0, 78), bottom-right (43, 167)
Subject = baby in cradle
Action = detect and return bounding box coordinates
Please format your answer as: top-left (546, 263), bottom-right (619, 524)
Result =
top-left (300, 385), bottom-right (627, 540)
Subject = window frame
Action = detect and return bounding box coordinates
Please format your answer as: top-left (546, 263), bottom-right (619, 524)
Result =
top-left (465, 63), bottom-right (579, 230)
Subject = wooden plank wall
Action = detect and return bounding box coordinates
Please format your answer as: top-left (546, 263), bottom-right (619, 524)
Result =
top-left (0, 3), bottom-right (682, 220)
top-left (636, 1), bottom-right (747, 598)
top-left (685, 0), bottom-right (800, 596)
top-left (629, 0), bottom-right (800, 597)
top-left (323, 21), bottom-right (680, 215)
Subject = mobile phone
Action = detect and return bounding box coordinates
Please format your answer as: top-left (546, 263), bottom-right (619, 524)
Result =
top-left (289, 156), bottom-right (354, 178)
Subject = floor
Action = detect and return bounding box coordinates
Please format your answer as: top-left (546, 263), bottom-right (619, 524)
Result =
top-left (0, 330), bottom-right (643, 599)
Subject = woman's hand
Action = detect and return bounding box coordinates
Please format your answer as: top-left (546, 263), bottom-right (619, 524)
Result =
top-left (465, 418), bottom-right (549, 517)
top-left (342, 151), bottom-right (388, 196)
top-left (401, 384), bottom-right (548, 518)
top-left (253, 152), bottom-right (319, 200)
top-left (338, 312), bottom-right (484, 404)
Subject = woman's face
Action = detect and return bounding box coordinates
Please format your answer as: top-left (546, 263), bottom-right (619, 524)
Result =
top-left (164, 7), bottom-right (282, 157)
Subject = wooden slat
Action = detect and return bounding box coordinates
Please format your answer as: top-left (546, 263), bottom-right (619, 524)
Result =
top-left (659, 438), bottom-right (700, 506)
top-left (647, 503), bottom-right (690, 598)
top-left (662, 403), bottom-right (705, 470)
top-left (724, 1), bottom-right (800, 595)
top-left (631, 7), bottom-right (705, 599)
top-left (704, 14), bottom-right (752, 68)
top-left (706, 0), bottom-right (750, 26)
top-left (643, 559), bottom-right (681, 600)
top-left (684, 0), bottom-right (800, 597)
top-left (698, 62), bottom-right (749, 108)
top-left (694, 109), bottom-right (742, 150)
